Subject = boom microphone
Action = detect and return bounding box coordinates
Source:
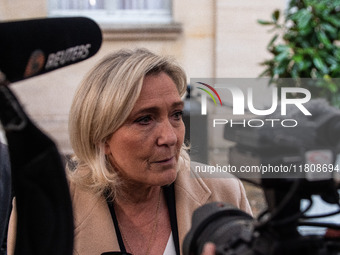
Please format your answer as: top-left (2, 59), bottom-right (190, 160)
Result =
top-left (0, 17), bottom-right (102, 83)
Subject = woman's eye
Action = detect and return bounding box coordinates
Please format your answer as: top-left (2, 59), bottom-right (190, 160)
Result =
top-left (172, 111), bottom-right (183, 120)
top-left (135, 115), bottom-right (152, 125)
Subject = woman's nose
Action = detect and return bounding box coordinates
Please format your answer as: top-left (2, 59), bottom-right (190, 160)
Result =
top-left (156, 119), bottom-right (177, 147)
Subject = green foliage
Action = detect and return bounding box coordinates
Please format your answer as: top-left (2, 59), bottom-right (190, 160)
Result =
top-left (258, 0), bottom-right (340, 107)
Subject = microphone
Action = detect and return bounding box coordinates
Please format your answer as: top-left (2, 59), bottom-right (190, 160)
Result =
top-left (0, 17), bottom-right (102, 83)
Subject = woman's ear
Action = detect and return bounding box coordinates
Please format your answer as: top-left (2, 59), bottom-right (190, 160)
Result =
top-left (104, 140), bottom-right (111, 155)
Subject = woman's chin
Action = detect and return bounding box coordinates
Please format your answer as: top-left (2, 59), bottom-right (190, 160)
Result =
top-left (157, 168), bottom-right (178, 186)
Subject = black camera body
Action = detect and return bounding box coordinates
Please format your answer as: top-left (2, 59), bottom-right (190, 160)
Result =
top-left (183, 200), bottom-right (340, 255)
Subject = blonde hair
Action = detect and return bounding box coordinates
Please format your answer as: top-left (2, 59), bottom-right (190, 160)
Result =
top-left (68, 48), bottom-right (189, 198)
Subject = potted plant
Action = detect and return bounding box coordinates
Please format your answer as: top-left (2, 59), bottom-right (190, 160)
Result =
top-left (258, 0), bottom-right (340, 107)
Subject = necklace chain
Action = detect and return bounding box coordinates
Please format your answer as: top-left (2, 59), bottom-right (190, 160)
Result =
top-left (118, 189), bottom-right (162, 255)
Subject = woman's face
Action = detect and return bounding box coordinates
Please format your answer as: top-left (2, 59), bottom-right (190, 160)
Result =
top-left (105, 72), bottom-right (185, 187)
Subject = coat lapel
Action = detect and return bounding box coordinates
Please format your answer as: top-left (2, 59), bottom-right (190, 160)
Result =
top-left (174, 167), bottom-right (212, 253)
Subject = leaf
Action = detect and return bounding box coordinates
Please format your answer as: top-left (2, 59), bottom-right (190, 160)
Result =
top-left (313, 56), bottom-right (329, 74)
top-left (298, 47), bottom-right (315, 56)
top-left (291, 9), bottom-right (312, 28)
top-left (321, 23), bottom-right (337, 37)
top-left (275, 51), bottom-right (289, 62)
top-left (330, 66), bottom-right (340, 76)
top-left (325, 55), bottom-right (338, 66)
top-left (274, 65), bottom-right (287, 75)
top-left (267, 34), bottom-right (279, 49)
top-left (335, 49), bottom-right (340, 59)
top-left (275, 44), bottom-right (290, 53)
top-left (324, 16), bottom-right (340, 27)
top-left (272, 10), bottom-right (280, 22)
top-left (298, 26), bottom-right (313, 36)
top-left (292, 54), bottom-right (303, 63)
top-left (299, 61), bottom-right (312, 71)
top-left (317, 30), bottom-right (332, 48)
top-left (257, 19), bottom-right (275, 25)
top-left (290, 63), bottom-right (299, 78)
top-left (297, 9), bottom-right (313, 30)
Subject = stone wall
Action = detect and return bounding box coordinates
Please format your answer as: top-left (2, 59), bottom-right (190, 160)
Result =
top-left (1, 0), bottom-right (284, 155)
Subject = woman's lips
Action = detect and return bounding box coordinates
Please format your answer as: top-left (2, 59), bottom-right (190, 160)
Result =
top-left (153, 156), bottom-right (175, 164)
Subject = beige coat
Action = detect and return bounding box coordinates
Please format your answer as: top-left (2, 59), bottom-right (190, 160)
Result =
top-left (69, 163), bottom-right (252, 255)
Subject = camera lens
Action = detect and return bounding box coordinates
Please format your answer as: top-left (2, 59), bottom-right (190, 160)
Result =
top-left (183, 202), bottom-right (253, 255)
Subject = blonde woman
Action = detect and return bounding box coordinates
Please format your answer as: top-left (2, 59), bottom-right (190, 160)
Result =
top-left (68, 48), bottom-right (252, 255)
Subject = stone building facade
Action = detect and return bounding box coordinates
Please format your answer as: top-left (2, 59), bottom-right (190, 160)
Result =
top-left (0, 0), bottom-right (284, 157)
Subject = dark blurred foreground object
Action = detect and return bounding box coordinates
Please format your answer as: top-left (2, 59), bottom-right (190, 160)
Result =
top-left (0, 142), bottom-right (11, 254)
top-left (0, 84), bottom-right (74, 254)
top-left (0, 16), bottom-right (103, 254)
top-left (0, 16), bottom-right (102, 83)
top-left (184, 197), bottom-right (340, 255)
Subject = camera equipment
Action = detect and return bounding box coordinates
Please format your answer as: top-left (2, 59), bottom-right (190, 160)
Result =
top-left (0, 17), bottom-right (102, 82)
top-left (183, 99), bottom-right (340, 255)
top-left (0, 17), bottom-right (102, 254)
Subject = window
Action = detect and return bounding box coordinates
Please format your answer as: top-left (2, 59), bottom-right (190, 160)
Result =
top-left (48, 0), bottom-right (173, 24)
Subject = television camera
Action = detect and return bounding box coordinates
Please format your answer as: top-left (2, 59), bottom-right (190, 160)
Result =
top-left (183, 98), bottom-right (340, 255)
